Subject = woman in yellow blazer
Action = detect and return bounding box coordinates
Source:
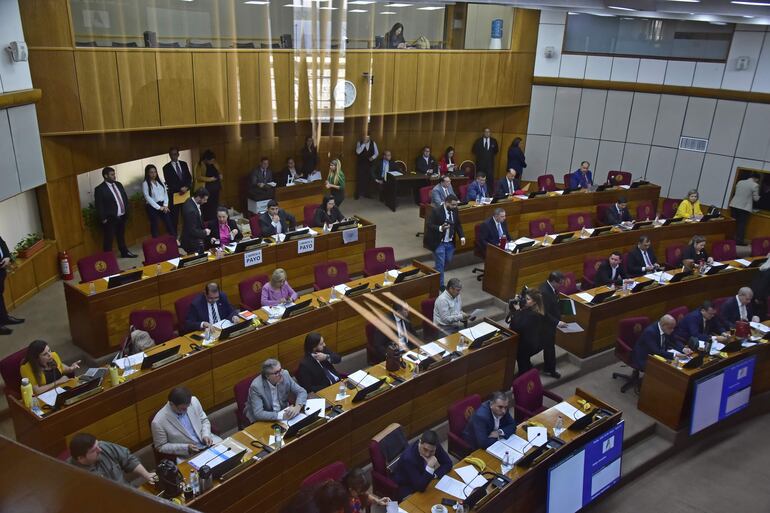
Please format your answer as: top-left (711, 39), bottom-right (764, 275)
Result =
top-left (675, 189), bottom-right (703, 219)
top-left (20, 340), bottom-right (81, 394)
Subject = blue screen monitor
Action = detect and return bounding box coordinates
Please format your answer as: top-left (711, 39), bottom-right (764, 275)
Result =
top-left (690, 355), bottom-right (755, 435)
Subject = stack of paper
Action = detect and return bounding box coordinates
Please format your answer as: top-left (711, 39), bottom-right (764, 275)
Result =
top-left (188, 444), bottom-right (233, 470)
top-left (485, 434), bottom-right (528, 462)
top-left (554, 401), bottom-right (586, 420)
top-left (168, 257), bottom-right (182, 268)
top-left (458, 322), bottom-right (497, 341)
top-left (419, 342), bottom-right (446, 357)
top-left (347, 370), bottom-right (379, 388)
top-left (435, 475), bottom-right (479, 500)
top-left (750, 322), bottom-right (770, 334)
top-left (36, 387), bottom-right (66, 407)
top-left (735, 258), bottom-right (752, 267)
top-left (575, 292), bottom-right (594, 303)
top-left (305, 398), bottom-right (326, 418)
top-left (387, 171), bottom-right (403, 176)
top-left (283, 412), bottom-right (307, 427)
top-left (113, 352), bottom-right (144, 370)
top-left (557, 322), bottom-right (584, 333)
top-left (644, 272), bottom-right (673, 282)
top-left (333, 284), bottom-right (350, 296)
top-left (454, 465), bottom-right (488, 489)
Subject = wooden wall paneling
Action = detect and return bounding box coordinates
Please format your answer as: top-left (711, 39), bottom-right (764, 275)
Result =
top-left (370, 53), bottom-right (394, 116)
top-left (271, 52), bottom-right (294, 121)
top-left (477, 53), bottom-right (501, 108)
top-left (19, 0), bottom-right (73, 48)
top-left (344, 52), bottom-right (373, 118)
top-left (41, 137), bottom-right (75, 180)
top-left (193, 52), bottom-right (229, 125)
top-left (257, 53), bottom-right (276, 122)
top-left (415, 53), bottom-right (440, 112)
top-left (32, 243), bottom-right (61, 290)
top-left (74, 51), bottom-right (123, 131)
top-left (392, 53), bottom-right (418, 113)
top-left (29, 50), bottom-right (83, 133)
top-left (458, 54), bottom-right (481, 109)
top-left (497, 52), bottom-right (518, 106)
top-left (295, 54), bottom-right (312, 121)
top-left (226, 52), bottom-right (261, 123)
top-left (116, 52), bottom-right (160, 128)
top-left (511, 8), bottom-right (541, 53)
top-left (156, 52), bottom-right (196, 126)
top-left (435, 53), bottom-right (457, 111)
top-left (8, 261), bottom-right (37, 306)
top-left (514, 53), bottom-right (536, 105)
top-left (45, 176), bottom-right (84, 252)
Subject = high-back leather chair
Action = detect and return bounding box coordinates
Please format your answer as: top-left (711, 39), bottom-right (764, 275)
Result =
top-left (751, 237), bottom-right (770, 257)
top-left (607, 170), bottom-right (632, 186)
top-left (369, 423), bottom-right (407, 499)
top-left (581, 256), bottom-right (605, 290)
top-left (142, 235), bottom-right (180, 265)
top-left (537, 174), bottom-right (557, 192)
top-left (511, 369), bottom-right (563, 422)
top-left (711, 240), bottom-right (737, 262)
top-left (447, 394), bottom-right (481, 458)
top-left (301, 461), bottom-right (348, 488)
top-left (78, 251), bottom-right (120, 283)
top-left (568, 212), bottom-right (593, 231)
top-left (128, 309), bottom-right (176, 343)
top-left (529, 218), bottom-right (554, 238)
top-left (363, 247), bottom-right (397, 277)
top-left (234, 373), bottom-right (258, 430)
top-left (238, 274), bottom-right (270, 310)
top-left (313, 261), bottom-right (349, 290)
top-left (612, 316), bottom-right (650, 392)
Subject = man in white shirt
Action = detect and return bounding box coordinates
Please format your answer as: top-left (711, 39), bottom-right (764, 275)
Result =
top-left (729, 173), bottom-right (760, 245)
top-left (433, 278), bottom-right (469, 333)
top-left (94, 167), bottom-right (136, 258)
top-left (355, 135), bottom-right (379, 199)
top-left (245, 358), bottom-right (308, 424)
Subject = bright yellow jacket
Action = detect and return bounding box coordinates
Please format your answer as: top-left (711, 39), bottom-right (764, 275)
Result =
top-left (20, 352), bottom-right (63, 388)
top-left (675, 199), bottom-right (702, 219)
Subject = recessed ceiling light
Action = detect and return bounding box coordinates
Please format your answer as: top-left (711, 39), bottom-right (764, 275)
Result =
top-left (731, 0), bottom-right (770, 5)
top-left (742, 14), bottom-right (756, 17)
top-left (417, 6), bottom-right (444, 10)
top-left (590, 12), bottom-right (616, 16)
top-left (608, 5), bottom-right (637, 11)
top-left (380, 11), bottom-right (397, 14)
top-left (244, 0), bottom-right (269, 4)
top-left (349, 9), bottom-right (367, 12)
top-left (284, 2), bottom-right (303, 6)
top-left (567, 12), bottom-right (580, 15)
top-left (387, 3), bottom-right (413, 7)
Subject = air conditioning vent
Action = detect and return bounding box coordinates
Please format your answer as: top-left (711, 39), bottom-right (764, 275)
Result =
top-left (679, 136), bottom-right (708, 153)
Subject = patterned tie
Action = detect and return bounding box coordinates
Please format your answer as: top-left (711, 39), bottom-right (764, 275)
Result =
top-left (210, 303), bottom-right (219, 324)
top-left (174, 161), bottom-right (182, 180)
top-left (111, 183), bottom-right (125, 213)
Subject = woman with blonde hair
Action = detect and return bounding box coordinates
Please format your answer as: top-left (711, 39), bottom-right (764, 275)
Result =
top-left (261, 268), bottom-right (298, 306)
top-left (675, 189), bottom-right (702, 219)
top-left (325, 159), bottom-right (346, 207)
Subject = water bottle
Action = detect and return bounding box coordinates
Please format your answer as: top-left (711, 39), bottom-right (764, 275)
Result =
top-left (502, 450), bottom-right (511, 472)
top-left (457, 335), bottom-right (467, 352)
top-left (21, 378), bottom-right (33, 409)
top-left (456, 501), bottom-right (465, 513)
top-left (155, 263), bottom-right (162, 275)
top-left (274, 426), bottom-right (283, 448)
top-left (88, 281), bottom-right (96, 295)
top-left (555, 415), bottom-right (564, 432)
top-left (203, 326), bottom-right (211, 343)
top-left (190, 469), bottom-right (200, 496)
top-left (337, 381), bottom-right (346, 399)
top-left (330, 287), bottom-right (337, 301)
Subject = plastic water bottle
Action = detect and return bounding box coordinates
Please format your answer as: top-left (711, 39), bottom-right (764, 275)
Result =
top-left (274, 426), bottom-right (283, 448)
top-left (190, 469), bottom-right (200, 495)
top-left (88, 281), bottom-right (96, 295)
top-left (502, 450), bottom-right (512, 472)
top-left (21, 378), bottom-right (33, 409)
top-left (155, 263), bottom-right (162, 275)
top-left (330, 287), bottom-right (337, 301)
top-left (555, 415), bottom-right (564, 432)
top-left (338, 381), bottom-right (346, 399)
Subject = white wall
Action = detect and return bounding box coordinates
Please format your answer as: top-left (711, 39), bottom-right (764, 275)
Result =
top-left (0, 191), bottom-right (43, 250)
top-left (464, 4), bottom-right (513, 50)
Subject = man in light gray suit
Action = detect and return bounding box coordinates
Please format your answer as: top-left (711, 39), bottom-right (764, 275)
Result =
top-left (151, 387), bottom-right (220, 459)
top-left (729, 172), bottom-right (760, 246)
top-left (431, 175), bottom-right (455, 208)
top-left (245, 358), bottom-right (308, 424)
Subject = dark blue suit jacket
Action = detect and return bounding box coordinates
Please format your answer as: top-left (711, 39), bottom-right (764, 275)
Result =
top-left (569, 169), bottom-right (593, 189)
top-left (466, 181), bottom-right (489, 201)
top-left (394, 440), bottom-right (452, 500)
top-left (496, 177), bottom-right (520, 196)
top-left (462, 401), bottom-right (516, 450)
top-left (673, 310), bottom-right (725, 346)
top-left (631, 322), bottom-right (684, 371)
top-left (184, 292), bottom-right (237, 333)
top-left (480, 217), bottom-right (511, 248)
top-left (719, 296), bottom-right (755, 328)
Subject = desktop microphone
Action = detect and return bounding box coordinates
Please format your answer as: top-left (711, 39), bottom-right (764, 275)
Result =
top-left (348, 369), bottom-right (374, 389)
top-left (510, 431), bottom-right (542, 457)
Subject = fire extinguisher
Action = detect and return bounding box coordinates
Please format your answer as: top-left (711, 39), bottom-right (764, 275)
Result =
top-left (59, 251), bottom-right (73, 281)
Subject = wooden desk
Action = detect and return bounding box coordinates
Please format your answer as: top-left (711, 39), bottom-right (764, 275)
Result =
top-left (273, 181), bottom-right (325, 222)
top-left (638, 326), bottom-right (770, 430)
top-left (383, 173), bottom-right (468, 212)
top-left (557, 261), bottom-right (759, 357)
top-left (424, 184), bottom-right (661, 253)
top-left (483, 217), bottom-right (735, 302)
top-left (11, 263), bottom-right (439, 456)
top-left (145, 327), bottom-right (518, 513)
top-left (401, 389), bottom-right (622, 513)
top-left (64, 218), bottom-right (376, 356)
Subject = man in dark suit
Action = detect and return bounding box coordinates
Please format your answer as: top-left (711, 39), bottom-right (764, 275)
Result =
top-left (626, 236), bottom-right (661, 277)
top-left (539, 271), bottom-right (565, 378)
top-left (371, 150), bottom-right (393, 186)
top-left (569, 161), bottom-right (593, 190)
top-left (162, 147), bottom-right (193, 233)
top-left (296, 332), bottom-right (343, 393)
top-left (393, 430), bottom-right (452, 500)
top-left (184, 282), bottom-right (240, 333)
top-left (631, 314), bottom-right (690, 371)
top-left (466, 172), bottom-right (489, 202)
top-left (425, 194), bottom-right (466, 289)
top-left (462, 391), bottom-right (516, 450)
top-left (415, 146), bottom-right (438, 175)
top-left (180, 188), bottom-right (211, 254)
top-left (372, 302), bottom-right (416, 362)
top-left (472, 128), bottom-right (499, 177)
top-left (496, 169), bottom-right (520, 197)
top-left (479, 208), bottom-right (511, 250)
top-left (594, 251), bottom-right (627, 287)
top-left (673, 301), bottom-right (729, 348)
top-left (94, 167), bottom-right (136, 258)
top-left (248, 157), bottom-right (274, 201)
top-left (259, 200), bottom-right (297, 237)
top-left (275, 157), bottom-right (303, 187)
top-left (604, 197), bottom-right (633, 225)
top-left (719, 287), bottom-right (759, 328)
top-left (0, 236), bottom-right (24, 336)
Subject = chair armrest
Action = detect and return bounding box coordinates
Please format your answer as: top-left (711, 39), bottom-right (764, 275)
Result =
top-left (514, 404), bottom-right (536, 420)
top-left (543, 390), bottom-right (563, 404)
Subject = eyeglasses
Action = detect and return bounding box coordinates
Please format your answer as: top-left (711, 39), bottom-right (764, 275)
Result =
top-left (269, 368), bottom-right (283, 376)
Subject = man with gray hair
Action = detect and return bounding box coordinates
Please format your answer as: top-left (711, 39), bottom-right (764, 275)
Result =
top-left (632, 314), bottom-right (691, 372)
top-left (479, 207), bottom-right (511, 249)
top-left (433, 278), bottom-right (469, 333)
top-left (245, 358), bottom-right (307, 424)
top-left (719, 286), bottom-right (760, 327)
top-left (462, 391), bottom-right (515, 450)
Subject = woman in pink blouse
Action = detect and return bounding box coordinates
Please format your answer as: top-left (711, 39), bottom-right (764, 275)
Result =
top-left (208, 207), bottom-right (242, 248)
top-left (261, 268), bottom-right (298, 306)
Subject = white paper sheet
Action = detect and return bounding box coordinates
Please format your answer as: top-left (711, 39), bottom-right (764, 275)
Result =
top-left (458, 321), bottom-right (497, 341)
top-left (387, 269), bottom-right (399, 279)
top-left (469, 308), bottom-right (484, 320)
top-left (403, 351), bottom-right (429, 364)
top-left (307, 171), bottom-right (322, 182)
top-left (188, 444), bottom-right (232, 470)
top-left (435, 475), bottom-right (473, 500)
top-left (36, 387), bottom-right (66, 407)
top-left (514, 195), bottom-right (529, 200)
top-left (333, 284), bottom-right (350, 296)
top-left (735, 258), bottom-right (752, 267)
top-left (168, 257), bottom-right (181, 268)
top-left (213, 319), bottom-right (233, 330)
top-left (558, 322), bottom-right (584, 333)
top-left (751, 322), bottom-right (770, 334)
top-left (387, 171), bottom-right (403, 176)
top-left (644, 271), bottom-right (673, 282)
top-left (554, 401), bottom-right (586, 420)
top-left (283, 412), bottom-right (307, 427)
top-left (514, 236), bottom-right (535, 245)
top-left (527, 426), bottom-right (548, 447)
top-left (485, 435), bottom-right (527, 462)
top-left (575, 292), bottom-right (594, 302)
top-left (113, 352), bottom-right (145, 370)
top-left (419, 342), bottom-right (445, 357)
top-left (304, 398), bottom-right (326, 418)
top-left (347, 370), bottom-right (379, 388)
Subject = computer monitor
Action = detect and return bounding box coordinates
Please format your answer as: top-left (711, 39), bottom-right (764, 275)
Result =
top-left (107, 270), bottom-right (143, 289)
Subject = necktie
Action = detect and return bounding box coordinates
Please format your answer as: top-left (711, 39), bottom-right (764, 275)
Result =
top-left (174, 161), bottom-right (182, 180)
top-left (111, 183), bottom-right (125, 213)
top-left (508, 179), bottom-right (514, 193)
top-left (496, 222), bottom-right (503, 238)
top-left (210, 303), bottom-right (219, 324)
top-left (642, 251), bottom-right (652, 268)
top-left (485, 138), bottom-right (489, 150)
top-left (397, 319), bottom-right (407, 345)
top-left (660, 333), bottom-right (666, 350)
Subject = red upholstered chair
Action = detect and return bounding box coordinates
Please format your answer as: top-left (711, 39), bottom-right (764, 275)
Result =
top-left (581, 256), bottom-right (605, 290)
top-left (364, 247), bottom-right (397, 277)
top-left (529, 218), bottom-right (554, 238)
top-left (174, 292), bottom-right (199, 334)
top-left (128, 309), bottom-right (176, 343)
top-left (421, 298), bottom-right (438, 340)
top-left (596, 204), bottom-right (611, 226)
top-left (666, 244), bottom-right (687, 268)
top-left (447, 394), bottom-right (481, 458)
top-left (661, 198), bottom-right (680, 219)
top-left (458, 184), bottom-right (469, 202)
top-left (234, 373), bottom-right (258, 430)
top-left (238, 274), bottom-right (269, 310)
top-left (563, 173), bottom-right (572, 189)
top-left (301, 461), bottom-right (348, 488)
top-left (667, 305), bottom-right (689, 324)
top-left (711, 240), bottom-right (737, 261)
top-left (304, 204), bottom-right (319, 228)
top-left (366, 323), bottom-right (380, 365)
top-left (636, 201), bottom-right (656, 221)
top-left (369, 423), bottom-right (407, 499)
top-left (612, 316), bottom-right (650, 392)
top-left (0, 348), bottom-right (27, 399)
top-left (459, 160), bottom-right (475, 180)
top-left (418, 185), bottom-right (433, 217)
top-left (313, 261), bottom-right (349, 290)
top-left (607, 170), bottom-right (632, 186)
top-left (560, 272), bottom-right (578, 296)
top-left (712, 296), bottom-right (730, 313)
top-left (751, 237), bottom-right (770, 257)
top-left (78, 251), bottom-right (120, 283)
top-left (142, 235), bottom-right (180, 265)
top-left (249, 215), bottom-right (262, 238)
top-left (538, 174), bottom-right (557, 192)
top-left (567, 212), bottom-right (593, 231)
top-left (511, 369), bottom-right (563, 423)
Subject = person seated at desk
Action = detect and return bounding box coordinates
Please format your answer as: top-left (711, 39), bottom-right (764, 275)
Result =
top-left (496, 169), bottom-right (519, 197)
top-left (605, 197), bottom-right (633, 225)
top-left (415, 146), bottom-right (438, 175)
top-left (569, 161), bottom-right (593, 190)
top-left (245, 358), bottom-right (307, 424)
top-left (151, 386), bottom-right (220, 459)
top-left (184, 282), bottom-right (241, 333)
top-left (466, 172), bottom-right (489, 202)
top-left (431, 175), bottom-right (455, 208)
top-left (462, 391), bottom-right (516, 450)
top-left (393, 429), bottom-right (452, 500)
top-left (627, 235), bottom-right (662, 277)
top-left (20, 339), bottom-right (81, 395)
top-left (208, 206), bottom-right (242, 248)
top-left (373, 301), bottom-right (416, 361)
top-left (595, 251), bottom-right (627, 287)
top-left (631, 314), bottom-right (691, 372)
top-left (438, 146), bottom-right (456, 175)
top-left (277, 157), bottom-right (304, 187)
top-left (262, 268), bottom-right (299, 307)
top-left (259, 200), bottom-right (297, 237)
top-left (297, 332), bottom-right (342, 393)
top-left (342, 468), bottom-right (391, 510)
top-left (68, 432), bottom-right (157, 487)
top-left (371, 149), bottom-right (393, 187)
top-left (433, 278), bottom-right (469, 333)
top-left (675, 189), bottom-right (703, 219)
top-left (313, 195), bottom-right (345, 228)
top-left (248, 156), bottom-right (274, 202)
top-left (681, 235), bottom-right (713, 268)
top-left (507, 289), bottom-right (545, 375)
top-left (719, 287), bottom-right (760, 328)
top-left (673, 301), bottom-right (729, 349)
top-left (480, 208), bottom-right (511, 248)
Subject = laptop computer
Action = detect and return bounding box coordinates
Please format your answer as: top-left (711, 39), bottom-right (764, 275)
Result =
top-left (667, 270), bottom-right (692, 283)
top-left (352, 378), bottom-right (386, 403)
top-left (682, 353), bottom-right (704, 369)
top-left (393, 268), bottom-right (420, 283)
top-left (177, 253), bottom-right (209, 268)
top-left (528, 190), bottom-right (547, 199)
top-left (54, 377), bottom-right (103, 409)
top-left (79, 367), bottom-right (107, 383)
top-left (630, 280), bottom-right (655, 293)
top-left (330, 218), bottom-right (358, 232)
top-left (512, 240), bottom-right (536, 253)
top-left (219, 319), bottom-right (255, 340)
top-left (282, 299), bottom-right (313, 319)
top-left (702, 263), bottom-right (727, 275)
top-left (211, 449), bottom-right (248, 480)
top-left (589, 290), bottom-right (616, 304)
top-left (748, 257), bottom-right (768, 268)
top-left (344, 283), bottom-right (370, 297)
top-left (587, 226), bottom-right (613, 237)
top-left (107, 269), bottom-right (143, 289)
top-left (660, 217), bottom-right (683, 226)
top-left (141, 345), bottom-right (182, 369)
top-left (284, 410), bottom-right (323, 439)
top-left (594, 184), bottom-right (609, 192)
top-left (284, 228), bottom-right (311, 241)
top-left (631, 220), bottom-right (654, 230)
